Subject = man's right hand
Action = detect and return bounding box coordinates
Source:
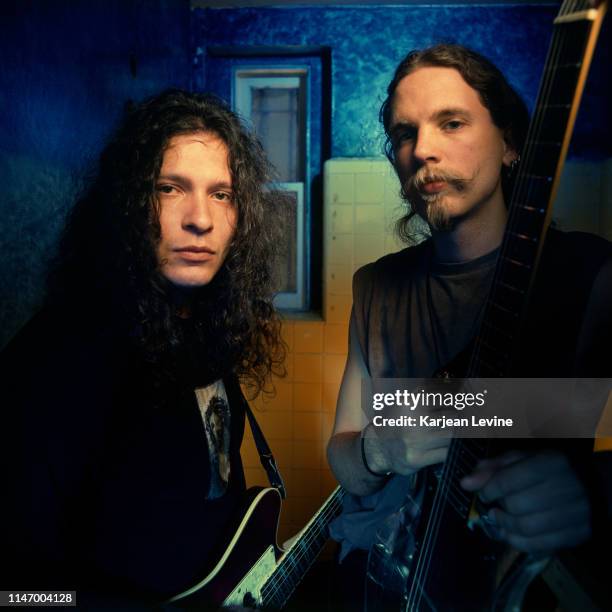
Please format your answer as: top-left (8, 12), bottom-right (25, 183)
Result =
top-left (328, 316), bottom-right (454, 496)
top-left (362, 420), bottom-right (451, 476)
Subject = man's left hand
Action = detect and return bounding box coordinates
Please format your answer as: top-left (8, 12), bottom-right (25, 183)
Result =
top-left (460, 450), bottom-right (591, 553)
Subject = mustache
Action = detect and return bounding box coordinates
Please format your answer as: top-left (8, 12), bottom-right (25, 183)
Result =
top-left (403, 168), bottom-right (471, 198)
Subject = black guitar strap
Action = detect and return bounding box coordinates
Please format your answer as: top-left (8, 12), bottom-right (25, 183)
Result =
top-left (243, 401), bottom-right (287, 499)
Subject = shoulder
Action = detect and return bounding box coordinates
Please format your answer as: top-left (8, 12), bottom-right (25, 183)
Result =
top-left (2, 307), bottom-right (119, 375)
top-left (544, 227), bottom-right (611, 261)
top-left (353, 239), bottom-right (432, 295)
top-left (528, 229), bottom-right (612, 357)
top-left (541, 228), bottom-right (612, 285)
top-left (2, 309), bottom-right (71, 379)
top-left (1, 307), bottom-right (130, 426)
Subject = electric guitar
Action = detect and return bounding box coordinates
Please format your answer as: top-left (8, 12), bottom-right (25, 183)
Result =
top-left (167, 485), bottom-right (344, 609)
top-left (365, 1), bottom-right (608, 610)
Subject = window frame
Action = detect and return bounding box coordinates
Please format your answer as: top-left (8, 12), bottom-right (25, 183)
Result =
top-left (269, 181), bottom-right (305, 309)
top-left (233, 66), bottom-right (311, 311)
top-left (203, 46), bottom-right (331, 315)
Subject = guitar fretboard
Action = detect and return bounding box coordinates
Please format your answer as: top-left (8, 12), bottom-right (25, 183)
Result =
top-left (260, 486), bottom-right (345, 608)
top-left (471, 0), bottom-right (605, 378)
top-left (400, 3), bottom-right (607, 609)
top-left (435, 0), bottom-right (607, 527)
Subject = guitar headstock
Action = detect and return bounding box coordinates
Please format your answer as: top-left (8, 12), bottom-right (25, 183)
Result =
top-left (557, 0), bottom-right (607, 18)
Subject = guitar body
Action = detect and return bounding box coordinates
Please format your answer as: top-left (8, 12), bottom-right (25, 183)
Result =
top-left (366, 470), bottom-right (515, 612)
top-left (169, 485), bottom-right (344, 609)
top-left (403, 474), bottom-right (499, 611)
top-left (170, 487), bottom-right (283, 609)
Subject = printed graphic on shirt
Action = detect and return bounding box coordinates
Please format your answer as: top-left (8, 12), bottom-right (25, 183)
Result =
top-left (194, 380), bottom-right (231, 499)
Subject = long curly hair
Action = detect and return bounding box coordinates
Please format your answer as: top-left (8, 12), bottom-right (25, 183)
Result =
top-left (379, 44), bottom-right (529, 243)
top-left (46, 89), bottom-right (286, 396)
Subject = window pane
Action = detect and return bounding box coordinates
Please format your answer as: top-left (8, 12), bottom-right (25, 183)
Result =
top-left (251, 87), bottom-right (301, 182)
top-left (234, 71), bottom-right (308, 310)
top-left (276, 189), bottom-right (298, 293)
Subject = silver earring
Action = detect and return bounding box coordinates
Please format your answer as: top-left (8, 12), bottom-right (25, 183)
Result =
top-left (507, 156), bottom-right (520, 179)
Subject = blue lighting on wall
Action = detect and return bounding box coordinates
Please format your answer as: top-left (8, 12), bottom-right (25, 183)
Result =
top-left (193, 5), bottom-right (562, 159)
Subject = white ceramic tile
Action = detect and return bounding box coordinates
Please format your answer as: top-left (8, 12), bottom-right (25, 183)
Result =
top-left (327, 233), bottom-right (353, 264)
top-left (330, 205), bottom-right (354, 234)
top-left (353, 234), bottom-right (385, 265)
top-left (355, 204), bottom-right (385, 234)
top-left (327, 265), bottom-right (352, 296)
top-left (329, 173), bottom-right (354, 205)
top-left (354, 173), bottom-right (385, 205)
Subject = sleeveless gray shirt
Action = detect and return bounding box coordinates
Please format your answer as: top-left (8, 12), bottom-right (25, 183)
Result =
top-left (330, 239), bottom-right (499, 556)
top-left (353, 239), bottom-right (498, 379)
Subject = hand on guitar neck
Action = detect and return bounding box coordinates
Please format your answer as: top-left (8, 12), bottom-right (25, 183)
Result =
top-left (460, 449), bottom-right (592, 554)
top-left (364, 425), bottom-right (593, 555)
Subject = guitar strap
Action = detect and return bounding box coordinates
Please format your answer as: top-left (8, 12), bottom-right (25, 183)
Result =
top-left (243, 400), bottom-right (287, 499)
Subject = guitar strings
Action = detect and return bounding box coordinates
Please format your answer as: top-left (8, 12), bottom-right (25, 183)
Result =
top-left (411, 414), bottom-right (500, 608)
top-left (401, 10), bottom-right (578, 603)
top-left (408, 438), bottom-right (487, 606)
top-left (474, 4), bottom-right (575, 377)
top-left (408, 11), bottom-right (577, 606)
top-left (407, 439), bottom-right (486, 609)
top-left (499, 0), bottom-right (583, 294)
top-left (471, 0), bottom-right (586, 378)
top-left (416, 2), bottom-right (597, 605)
top-left (413, 440), bottom-right (499, 607)
top-left (261, 493), bottom-right (344, 606)
top-left (406, 436), bottom-right (460, 608)
top-left (260, 491), bottom-right (344, 603)
top-left (406, 438), bottom-right (455, 608)
top-left (259, 489), bottom-right (345, 606)
top-left (495, 0), bottom-right (574, 350)
top-left (260, 494), bottom-right (344, 607)
top-left (260, 495), bottom-right (341, 603)
top-left (407, 439), bottom-right (458, 610)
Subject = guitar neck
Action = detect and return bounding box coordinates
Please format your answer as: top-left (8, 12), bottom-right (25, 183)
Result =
top-left (440, 0), bottom-right (608, 525)
top-left (469, 0), bottom-right (608, 379)
top-left (259, 486), bottom-right (344, 608)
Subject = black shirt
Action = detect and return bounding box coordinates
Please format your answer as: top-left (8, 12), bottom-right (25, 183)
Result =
top-left (0, 307), bottom-right (247, 604)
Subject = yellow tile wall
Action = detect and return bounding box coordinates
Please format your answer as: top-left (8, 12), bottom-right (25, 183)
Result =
top-left (241, 157), bottom-right (406, 546)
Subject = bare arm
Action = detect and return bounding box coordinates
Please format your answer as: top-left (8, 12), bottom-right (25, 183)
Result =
top-left (327, 315), bottom-right (392, 496)
top-left (327, 312), bottom-right (452, 496)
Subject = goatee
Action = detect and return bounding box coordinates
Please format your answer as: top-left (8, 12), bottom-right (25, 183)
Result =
top-left (420, 194), bottom-right (456, 232)
top-left (400, 167), bottom-right (471, 232)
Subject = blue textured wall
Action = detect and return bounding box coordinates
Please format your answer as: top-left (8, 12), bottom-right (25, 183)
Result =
top-left (2, 2), bottom-right (608, 346)
top-left (0, 0), bottom-right (191, 347)
top-left (193, 4), bottom-right (610, 160)
top-left (193, 5), bottom-right (556, 158)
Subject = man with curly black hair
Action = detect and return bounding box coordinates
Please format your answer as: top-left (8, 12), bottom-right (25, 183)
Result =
top-left (1, 90), bottom-right (286, 606)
